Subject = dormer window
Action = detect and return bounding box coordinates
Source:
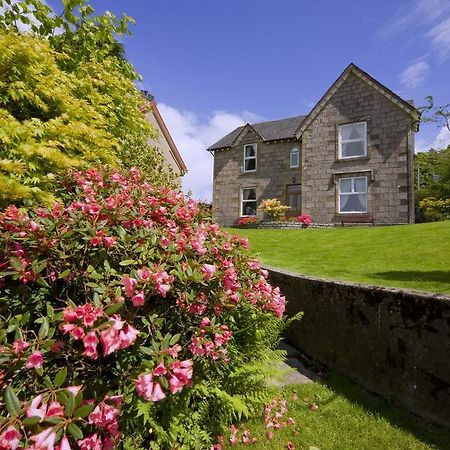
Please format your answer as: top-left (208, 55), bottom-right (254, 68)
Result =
top-left (243, 144), bottom-right (257, 172)
top-left (338, 122), bottom-right (367, 159)
top-left (290, 147), bottom-right (300, 168)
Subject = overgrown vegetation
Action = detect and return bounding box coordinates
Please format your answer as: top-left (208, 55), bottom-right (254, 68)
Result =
top-left (229, 221), bottom-right (450, 295)
top-left (0, 0), bottom-right (177, 207)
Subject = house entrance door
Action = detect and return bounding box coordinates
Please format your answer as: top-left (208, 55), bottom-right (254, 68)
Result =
top-left (286, 184), bottom-right (302, 218)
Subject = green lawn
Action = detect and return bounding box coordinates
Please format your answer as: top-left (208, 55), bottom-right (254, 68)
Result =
top-left (230, 373), bottom-right (450, 450)
top-left (227, 221), bottom-right (450, 295)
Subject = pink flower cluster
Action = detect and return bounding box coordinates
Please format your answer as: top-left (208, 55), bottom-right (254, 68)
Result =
top-left (78, 396), bottom-right (122, 450)
top-left (122, 266), bottom-right (175, 306)
top-left (296, 214), bottom-right (312, 226)
top-left (60, 305), bottom-right (138, 359)
top-left (264, 398), bottom-right (296, 438)
top-left (244, 277), bottom-right (286, 318)
top-left (135, 359), bottom-right (193, 402)
top-left (188, 317), bottom-right (232, 362)
top-left (228, 424), bottom-right (257, 446)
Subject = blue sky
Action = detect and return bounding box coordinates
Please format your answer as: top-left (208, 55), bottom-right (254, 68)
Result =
top-left (53, 0), bottom-right (450, 200)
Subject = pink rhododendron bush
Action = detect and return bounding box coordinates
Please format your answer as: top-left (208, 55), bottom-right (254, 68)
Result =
top-left (0, 167), bottom-right (292, 449)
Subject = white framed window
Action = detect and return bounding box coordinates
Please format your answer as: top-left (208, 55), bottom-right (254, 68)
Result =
top-left (243, 144), bottom-right (257, 172)
top-left (338, 121), bottom-right (367, 159)
top-left (290, 147), bottom-right (300, 168)
top-left (241, 187), bottom-right (257, 216)
top-left (339, 176), bottom-right (367, 213)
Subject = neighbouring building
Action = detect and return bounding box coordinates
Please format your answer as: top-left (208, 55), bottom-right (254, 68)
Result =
top-left (140, 91), bottom-right (187, 176)
top-left (208, 63), bottom-right (420, 226)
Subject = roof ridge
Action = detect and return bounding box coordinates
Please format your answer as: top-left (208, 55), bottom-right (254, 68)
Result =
top-left (251, 114), bottom-right (307, 126)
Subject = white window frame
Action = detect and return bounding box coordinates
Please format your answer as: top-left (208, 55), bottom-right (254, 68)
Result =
top-left (338, 121), bottom-right (367, 159)
top-left (338, 176), bottom-right (368, 214)
top-left (290, 147), bottom-right (300, 168)
top-left (241, 187), bottom-right (257, 217)
top-left (243, 143), bottom-right (257, 172)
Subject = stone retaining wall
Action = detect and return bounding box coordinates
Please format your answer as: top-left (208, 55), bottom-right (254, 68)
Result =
top-left (267, 267), bottom-right (450, 427)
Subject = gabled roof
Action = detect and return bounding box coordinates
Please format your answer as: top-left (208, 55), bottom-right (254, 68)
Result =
top-left (139, 92), bottom-right (188, 173)
top-left (208, 115), bottom-right (306, 151)
top-left (295, 63), bottom-right (419, 136)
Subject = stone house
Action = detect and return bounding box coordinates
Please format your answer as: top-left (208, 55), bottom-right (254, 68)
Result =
top-left (140, 91), bottom-right (187, 176)
top-left (208, 64), bottom-right (420, 226)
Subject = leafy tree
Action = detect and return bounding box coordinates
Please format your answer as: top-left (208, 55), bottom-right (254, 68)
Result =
top-left (419, 96), bottom-right (450, 132)
top-left (0, 0), bottom-right (177, 207)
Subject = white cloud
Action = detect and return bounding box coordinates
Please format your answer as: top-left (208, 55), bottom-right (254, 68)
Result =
top-left (157, 104), bottom-right (263, 201)
top-left (416, 126), bottom-right (450, 152)
top-left (399, 60), bottom-right (429, 88)
top-left (427, 17), bottom-right (450, 61)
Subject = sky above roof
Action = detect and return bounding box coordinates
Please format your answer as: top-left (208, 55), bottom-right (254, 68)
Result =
top-left (51, 0), bottom-right (450, 200)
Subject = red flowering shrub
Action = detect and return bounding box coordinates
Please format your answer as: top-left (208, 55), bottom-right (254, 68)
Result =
top-left (236, 216), bottom-right (258, 227)
top-left (0, 167), bottom-right (291, 449)
top-left (296, 214), bottom-right (313, 227)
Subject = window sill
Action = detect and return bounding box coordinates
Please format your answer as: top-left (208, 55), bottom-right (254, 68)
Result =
top-left (335, 156), bottom-right (369, 163)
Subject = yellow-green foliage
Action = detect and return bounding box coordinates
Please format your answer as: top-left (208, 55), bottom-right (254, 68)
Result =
top-left (258, 198), bottom-right (290, 221)
top-left (0, 30), bottom-right (176, 206)
top-left (418, 197), bottom-right (450, 221)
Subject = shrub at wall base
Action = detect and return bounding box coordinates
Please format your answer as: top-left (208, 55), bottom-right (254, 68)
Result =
top-left (0, 167), bottom-right (291, 449)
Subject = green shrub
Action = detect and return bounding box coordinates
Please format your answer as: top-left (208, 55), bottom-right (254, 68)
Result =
top-left (0, 167), bottom-right (293, 449)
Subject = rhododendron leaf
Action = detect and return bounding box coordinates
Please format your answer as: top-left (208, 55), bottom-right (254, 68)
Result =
top-left (38, 317), bottom-right (49, 338)
top-left (119, 259), bottom-right (136, 266)
top-left (169, 334), bottom-right (181, 346)
top-left (58, 269), bottom-right (71, 279)
top-left (9, 257), bottom-right (23, 271)
top-left (104, 302), bottom-right (124, 316)
top-left (23, 416), bottom-right (42, 426)
top-left (46, 303), bottom-right (54, 318)
top-left (86, 282), bottom-right (99, 288)
top-left (54, 367), bottom-right (67, 387)
top-left (37, 277), bottom-right (50, 288)
top-left (45, 416), bottom-right (64, 424)
top-left (93, 293), bottom-right (101, 307)
top-left (56, 391), bottom-right (68, 405)
top-left (162, 334), bottom-right (171, 350)
top-left (73, 403), bottom-right (95, 418)
top-left (142, 359), bottom-right (153, 369)
top-left (66, 393), bottom-right (75, 416)
top-left (67, 423), bottom-right (83, 440)
top-left (4, 386), bottom-right (21, 417)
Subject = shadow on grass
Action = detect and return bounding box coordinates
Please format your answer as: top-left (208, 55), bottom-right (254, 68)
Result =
top-left (372, 270), bottom-right (450, 285)
top-left (322, 372), bottom-right (450, 449)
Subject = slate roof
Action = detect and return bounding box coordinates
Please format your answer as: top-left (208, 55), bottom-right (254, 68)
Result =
top-left (208, 115), bottom-right (307, 151)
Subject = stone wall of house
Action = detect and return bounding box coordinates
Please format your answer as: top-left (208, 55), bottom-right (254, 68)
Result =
top-left (268, 267), bottom-right (450, 427)
top-left (213, 127), bottom-right (301, 226)
top-left (302, 72), bottom-right (414, 224)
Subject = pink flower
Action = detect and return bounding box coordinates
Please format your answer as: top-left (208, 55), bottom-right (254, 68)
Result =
top-left (137, 268), bottom-right (151, 281)
top-left (99, 327), bottom-right (120, 356)
top-left (65, 386), bottom-right (82, 396)
top-left (135, 373), bottom-right (154, 401)
top-left (29, 220), bottom-right (39, 232)
top-left (201, 264), bottom-right (217, 281)
top-left (151, 383), bottom-right (166, 402)
top-left (0, 425), bottom-right (20, 450)
top-left (122, 276), bottom-right (137, 298)
top-left (47, 401), bottom-right (64, 417)
top-left (12, 338), bottom-right (29, 354)
top-left (153, 362), bottom-right (167, 376)
top-left (59, 435), bottom-right (72, 450)
top-left (103, 236), bottom-right (117, 248)
top-left (78, 433), bottom-right (102, 450)
top-left (26, 350), bottom-right (43, 369)
top-left (90, 236), bottom-right (102, 246)
top-left (30, 427), bottom-right (56, 449)
top-left (26, 394), bottom-right (47, 419)
top-left (83, 331), bottom-right (99, 359)
top-left (51, 341), bottom-right (64, 353)
top-left (63, 307), bottom-right (78, 323)
top-left (118, 324), bottom-right (139, 349)
top-left (131, 290), bottom-right (145, 307)
top-left (168, 374), bottom-right (184, 394)
top-left (266, 431), bottom-right (274, 440)
top-left (287, 442), bottom-right (295, 450)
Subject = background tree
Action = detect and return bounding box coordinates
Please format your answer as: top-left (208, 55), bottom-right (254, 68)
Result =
top-left (0, 0), bottom-right (177, 207)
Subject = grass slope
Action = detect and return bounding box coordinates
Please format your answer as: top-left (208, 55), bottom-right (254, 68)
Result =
top-left (228, 221), bottom-right (450, 295)
top-left (232, 374), bottom-right (450, 450)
